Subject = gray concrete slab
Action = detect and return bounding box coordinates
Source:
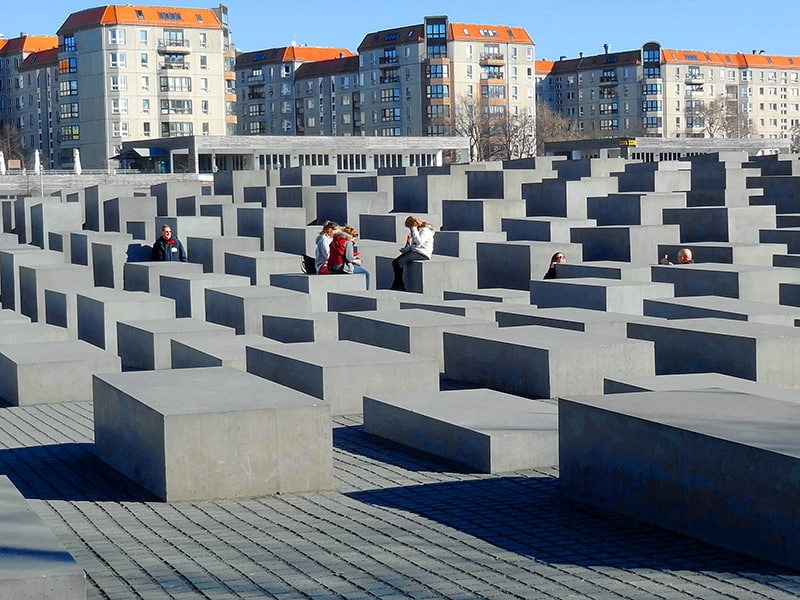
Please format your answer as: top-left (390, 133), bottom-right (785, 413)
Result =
top-left (643, 295), bottom-right (800, 326)
top-left (116, 317), bottom-right (233, 371)
top-left (246, 340), bottom-right (440, 415)
top-left (170, 332), bottom-right (276, 370)
top-left (0, 340), bottom-right (120, 406)
top-left (531, 277), bottom-right (674, 314)
top-left (0, 476), bottom-right (86, 599)
top-left (559, 389), bottom-right (800, 572)
top-left (122, 260), bottom-right (205, 293)
top-left (363, 388), bottom-right (558, 473)
top-left (158, 271), bottom-right (250, 318)
top-left (627, 317), bottom-right (800, 387)
top-left (204, 285), bottom-right (310, 334)
top-left (338, 308), bottom-right (496, 369)
top-left (93, 367), bottom-right (333, 501)
top-left (444, 325), bottom-right (654, 398)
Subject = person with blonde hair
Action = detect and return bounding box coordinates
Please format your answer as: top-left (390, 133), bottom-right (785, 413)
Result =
top-left (327, 225), bottom-right (371, 289)
top-left (390, 216), bottom-right (435, 291)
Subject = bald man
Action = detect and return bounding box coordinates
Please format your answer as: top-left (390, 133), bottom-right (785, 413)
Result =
top-left (677, 248), bottom-right (694, 264)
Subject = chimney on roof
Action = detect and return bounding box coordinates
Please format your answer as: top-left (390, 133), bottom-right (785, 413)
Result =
top-left (559, 55), bottom-right (566, 61)
top-left (579, 51), bottom-right (583, 58)
top-left (759, 49), bottom-right (765, 54)
top-left (603, 43), bottom-right (610, 54)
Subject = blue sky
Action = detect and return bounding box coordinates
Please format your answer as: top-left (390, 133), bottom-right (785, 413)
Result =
top-left (3, 0), bottom-right (799, 60)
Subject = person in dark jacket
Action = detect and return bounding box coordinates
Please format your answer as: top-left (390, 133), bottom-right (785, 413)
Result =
top-left (151, 224), bottom-right (187, 262)
top-left (543, 252), bottom-right (566, 279)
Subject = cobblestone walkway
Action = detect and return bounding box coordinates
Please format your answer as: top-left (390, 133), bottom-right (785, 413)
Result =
top-left (1, 403), bottom-right (800, 599)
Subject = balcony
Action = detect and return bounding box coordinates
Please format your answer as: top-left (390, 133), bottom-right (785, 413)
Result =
top-left (479, 53), bottom-right (504, 66)
top-left (157, 39), bottom-right (191, 53)
top-left (160, 61), bottom-right (189, 70)
top-left (599, 76), bottom-right (618, 85)
top-left (246, 74), bottom-right (264, 83)
top-left (380, 76), bottom-right (400, 84)
top-left (248, 92), bottom-right (265, 100)
top-left (379, 56), bottom-right (399, 65)
top-left (480, 73), bottom-right (504, 81)
top-left (685, 73), bottom-right (704, 83)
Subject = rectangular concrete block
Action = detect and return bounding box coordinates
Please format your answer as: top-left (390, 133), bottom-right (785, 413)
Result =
top-left (224, 250), bottom-right (300, 285)
top-left (158, 272), bottom-right (250, 318)
top-left (116, 317), bottom-right (233, 371)
top-left (338, 308), bottom-right (496, 369)
top-left (559, 390), bottom-right (800, 572)
top-left (204, 285), bottom-right (310, 334)
top-left (123, 261), bottom-right (204, 293)
top-left (93, 367), bottom-right (334, 501)
top-left (262, 310), bottom-right (339, 343)
top-left (627, 317), bottom-right (800, 387)
top-left (0, 340), bottom-right (120, 405)
top-left (76, 289), bottom-right (175, 352)
top-left (18, 263), bottom-right (93, 323)
top-left (270, 272), bottom-right (368, 311)
top-left (643, 295), bottom-right (800, 326)
top-left (0, 476), bottom-right (86, 599)
top-left (0, 247), bottom-right (65, 311)
top-left (246, 340), bottom-right (440, 415)
top-left (186, 235), bottom-right (261, 274)
top-left (171, 332), bottom-right (276, 370)
top-left (530, 278), bottom-right (674, 315)
top-left (443, 325), bottom-right (655, 398)
top-left (363, 389), bottom-right (558, 473)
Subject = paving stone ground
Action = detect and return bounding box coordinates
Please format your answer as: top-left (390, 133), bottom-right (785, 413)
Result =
top-left (2, 400), bottom-right (800, 599)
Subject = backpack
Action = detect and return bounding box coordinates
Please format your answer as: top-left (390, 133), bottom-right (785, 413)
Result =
top-left (301, 254), bottom-right (317, 274)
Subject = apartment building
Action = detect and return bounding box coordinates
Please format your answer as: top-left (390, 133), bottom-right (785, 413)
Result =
top-left (358, 16), bottom-right (535, 142)
top-left (0, 35), bottom-right (59, 167)
top-left (236, 16), bottom-right (536, 159)
top-left (537, 41), bottom-right (800, 141)
top-left (53, 4), bottom-right (229, 170)
top-left (235, 45), bottom-right (355, 142)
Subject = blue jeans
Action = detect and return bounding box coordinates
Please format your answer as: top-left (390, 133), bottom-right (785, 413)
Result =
top-left (353, 265), bottom-right (370, 290)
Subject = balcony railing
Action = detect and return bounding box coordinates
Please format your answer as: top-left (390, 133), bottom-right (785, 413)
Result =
top-left (379, 56), bottom-right (399, 64)
top-left (247, 74), bottom-right (264, 83)
top-left (160, 62), bottom-right (189, 70)
top-left (158, 39), bottom-right (190, 53)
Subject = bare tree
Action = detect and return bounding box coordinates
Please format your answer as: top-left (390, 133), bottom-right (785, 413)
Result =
top-left (492, 110), bottom-right (536, 160)
top-left (790, 122), bottom-right (800, 153)
top-left (698, 97), bottom-right (728, 138)
top-left (534, 103), bottom-right (581, 155)
top-left (0, 123), bottom-right (25, 164)
top-left (453, 95), bottom-right (494, 161)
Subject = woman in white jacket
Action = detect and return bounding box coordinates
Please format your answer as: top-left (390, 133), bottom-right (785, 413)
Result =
top-left (390, 216), bottom-right (435, 291)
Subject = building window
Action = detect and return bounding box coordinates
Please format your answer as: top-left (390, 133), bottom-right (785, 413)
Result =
top-left (109, 52), bottom-right (126, 68)
top-left (380, 88), bottom-right (400, 102)
top-left (200, 77), bottom-right (209, 91)
top-left (60, 125), bottom-right (79, 141)
top-left (644, 116), bottom-right (662, 128)
top-left (111, 98), bottom-right (129, 114)
top-left (600, 118), bottom-right (619, 130)
top-left (110, 75), bottom-right (127, 91)
top-left (59, 80), bottom-right (78, 96)
top-left (161, 121), bottom-right (193, 137)
top-left (141, 76), bottom-right (150, 90)
top-left (62, 34), bottom-right (76, 52)
top-left (426, 64), bottom-right (449, 79)
top-left (59, 102), bottom-right (79, 119)
top-left (142, 99), bottom-right (150, 113)
top-left (161, 99), bottom-right (192, 114)
top-left (642, 100), bottom-right (662, 112)
top-left (160, 76), bottom-right (191, 92)
top-left (140, 30), bottom-right (148, 44)
top-left (108, 29), bottom-right (126, 45)
top-left (140, 53), bottom-right (148, 67)
top-left (381, 107), bottom-right (401, 122)
top-left (58, 58), bottom-right (77, 74)
top-left (202, 100), bottom-right (209, 114)
top-left (199, 33), bottom-right (207, 47)
top-left (200, 55), bottom-right (208, 69)
top-left (112, 122), bottom-right (129, 137)
top-left (480, 85), bottom-right (504, 99)
top-left (426, 84), bottom-right (449, 99)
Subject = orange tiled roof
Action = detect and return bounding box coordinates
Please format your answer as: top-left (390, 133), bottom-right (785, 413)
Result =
top-left (237, 46), bottom-right (354, 66)
top-left (662, 48), bottom-right (800, 68)
top-left (0, 35), bottom-right (58, 55)
top-left (449, 23), bottom-right (532, 44)
top-left (535, 59), bottom-right (555, 75)
top-left (58, 5), bottom-right (221, 34)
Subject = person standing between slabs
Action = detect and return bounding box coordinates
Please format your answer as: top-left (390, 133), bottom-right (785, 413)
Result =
top-left (391, 216), bottom-right (435, 291)
top-left (151, 224), bottom-right (187, 262)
